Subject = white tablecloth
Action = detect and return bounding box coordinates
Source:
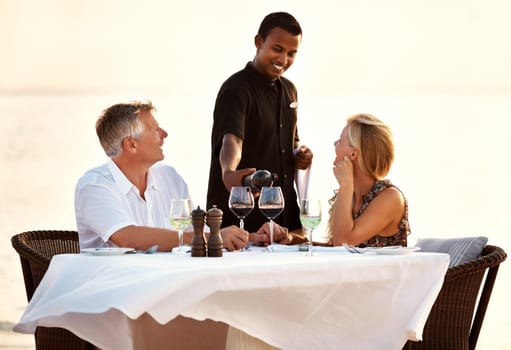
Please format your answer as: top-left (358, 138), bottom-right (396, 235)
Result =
top-left (14, 246), bottom-right (449, 350)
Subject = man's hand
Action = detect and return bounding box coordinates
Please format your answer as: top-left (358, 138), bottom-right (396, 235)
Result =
top-left (220, 225), bottom-right (249, 251)
top-left (295, 145), bottom-right (313, 170)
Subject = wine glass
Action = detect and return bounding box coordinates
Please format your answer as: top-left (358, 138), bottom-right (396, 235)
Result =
top-left (299, 199), bottom-right (322, 256)
top-left (258, 186), bottom-right (284, 252)
top-left (169, 199), bottom-right (192, 254)
top-left (228, 186), bottom-right (254, 230)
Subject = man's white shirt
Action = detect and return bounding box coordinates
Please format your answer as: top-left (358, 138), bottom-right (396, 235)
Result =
top-left (75, 158), bottom-right (191, 248)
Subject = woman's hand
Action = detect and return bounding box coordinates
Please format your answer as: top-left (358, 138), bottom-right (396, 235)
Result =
top-left (333, 155), bottom-right (354, 188)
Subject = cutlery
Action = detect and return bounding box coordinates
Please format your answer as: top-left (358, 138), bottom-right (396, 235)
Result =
top-left (241, 241), bottom-right (253, 251)
top-left (130, 245), bottom-right (159, 254)
top-left (144, 245), bottom-right (159, 254)
top-left (342, 243), bottom-right (365, 254)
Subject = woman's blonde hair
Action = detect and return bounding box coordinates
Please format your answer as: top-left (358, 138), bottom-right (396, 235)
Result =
top-left (346, 113), bottom-right (394, 180)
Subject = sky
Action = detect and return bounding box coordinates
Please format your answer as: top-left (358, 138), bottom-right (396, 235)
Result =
top-left (1, 0), bottom-right (510, 96)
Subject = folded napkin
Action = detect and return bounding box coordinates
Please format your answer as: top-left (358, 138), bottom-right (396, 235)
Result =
top-left (295, 167), bottom-right (311, 202)
top-left (269, 244), bottom-right (300, 252)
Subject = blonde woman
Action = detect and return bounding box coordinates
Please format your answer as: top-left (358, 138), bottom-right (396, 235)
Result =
top-left (328, 114), bottom-right (410, 247)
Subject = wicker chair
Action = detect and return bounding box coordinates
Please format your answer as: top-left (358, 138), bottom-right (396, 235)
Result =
top-left (11, 230), bottom-right (97, 350)
top-left (404, 244), bottom-right (507, 350)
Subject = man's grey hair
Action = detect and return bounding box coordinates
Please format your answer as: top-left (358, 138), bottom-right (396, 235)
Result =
top-left (95, 100), bottom-right (155, 157)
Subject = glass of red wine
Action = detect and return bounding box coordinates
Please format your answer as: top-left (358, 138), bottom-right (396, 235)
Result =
top-left (258, 186), bottom-right (284, 252)
top-left (228, 186), bottom-right (254, 230)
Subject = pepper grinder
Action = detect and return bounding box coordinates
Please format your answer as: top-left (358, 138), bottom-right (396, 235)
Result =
top-left (206, 205), bottom-right (223, 257)
top-left (191, 206), bottom-right (207, 257)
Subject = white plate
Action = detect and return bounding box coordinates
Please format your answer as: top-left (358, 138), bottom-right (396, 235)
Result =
top-left (372, 246), bottom-right (420, 255)
top-left (249, 244), bottom-right (347, 253)
top-left (81, 247), bottom-right (135, 256)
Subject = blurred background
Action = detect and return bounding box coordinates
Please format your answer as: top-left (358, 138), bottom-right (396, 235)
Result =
top-left (1, 0), bottom-right (510, 348)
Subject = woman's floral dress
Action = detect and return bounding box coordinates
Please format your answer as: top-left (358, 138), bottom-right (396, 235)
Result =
top-left (356, 180), bottom-right (410, 247)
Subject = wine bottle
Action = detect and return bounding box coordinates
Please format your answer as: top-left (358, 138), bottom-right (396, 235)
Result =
top-left (242, 170), bottom-right (278, 193)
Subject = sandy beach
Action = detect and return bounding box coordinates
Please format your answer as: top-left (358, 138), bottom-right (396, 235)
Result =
top-left (1, 94), bottom-right (510, 349)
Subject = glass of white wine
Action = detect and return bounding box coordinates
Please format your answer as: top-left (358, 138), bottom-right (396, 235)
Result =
top-left (299, 199), bottom-right (322, 256)
top-left (170, 199), bottom-right (192, 254)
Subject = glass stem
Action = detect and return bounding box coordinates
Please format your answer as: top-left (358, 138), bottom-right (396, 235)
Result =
top-left (178, 230), bottom-right (183, 249)
top-left (269, 219), bottom-right (274, 246)
top-left (308, 229), bottom-right (313, 256)
top-left (240, 218), bottom-right (244, 230)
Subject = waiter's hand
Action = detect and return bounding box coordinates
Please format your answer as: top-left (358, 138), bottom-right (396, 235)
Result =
top-left (295, 145), bottom-right (313, 170)
top-left (219, 134), bottom-right (257, 192)
top-left (222, 168), bottom-right (256, 192)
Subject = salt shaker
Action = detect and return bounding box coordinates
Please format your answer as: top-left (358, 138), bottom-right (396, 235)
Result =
top-left (206, 205), bottom-right (223, 257)
top-left (191, 206), bottom-right (207, 257)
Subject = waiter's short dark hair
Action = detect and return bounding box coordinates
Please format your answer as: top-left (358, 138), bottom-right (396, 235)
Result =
top-left (258, 12), bottom-right (302, 39)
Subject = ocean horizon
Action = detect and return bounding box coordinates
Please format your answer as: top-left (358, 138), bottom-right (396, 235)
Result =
top-left (1, 93), bottom-right (510, 349)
